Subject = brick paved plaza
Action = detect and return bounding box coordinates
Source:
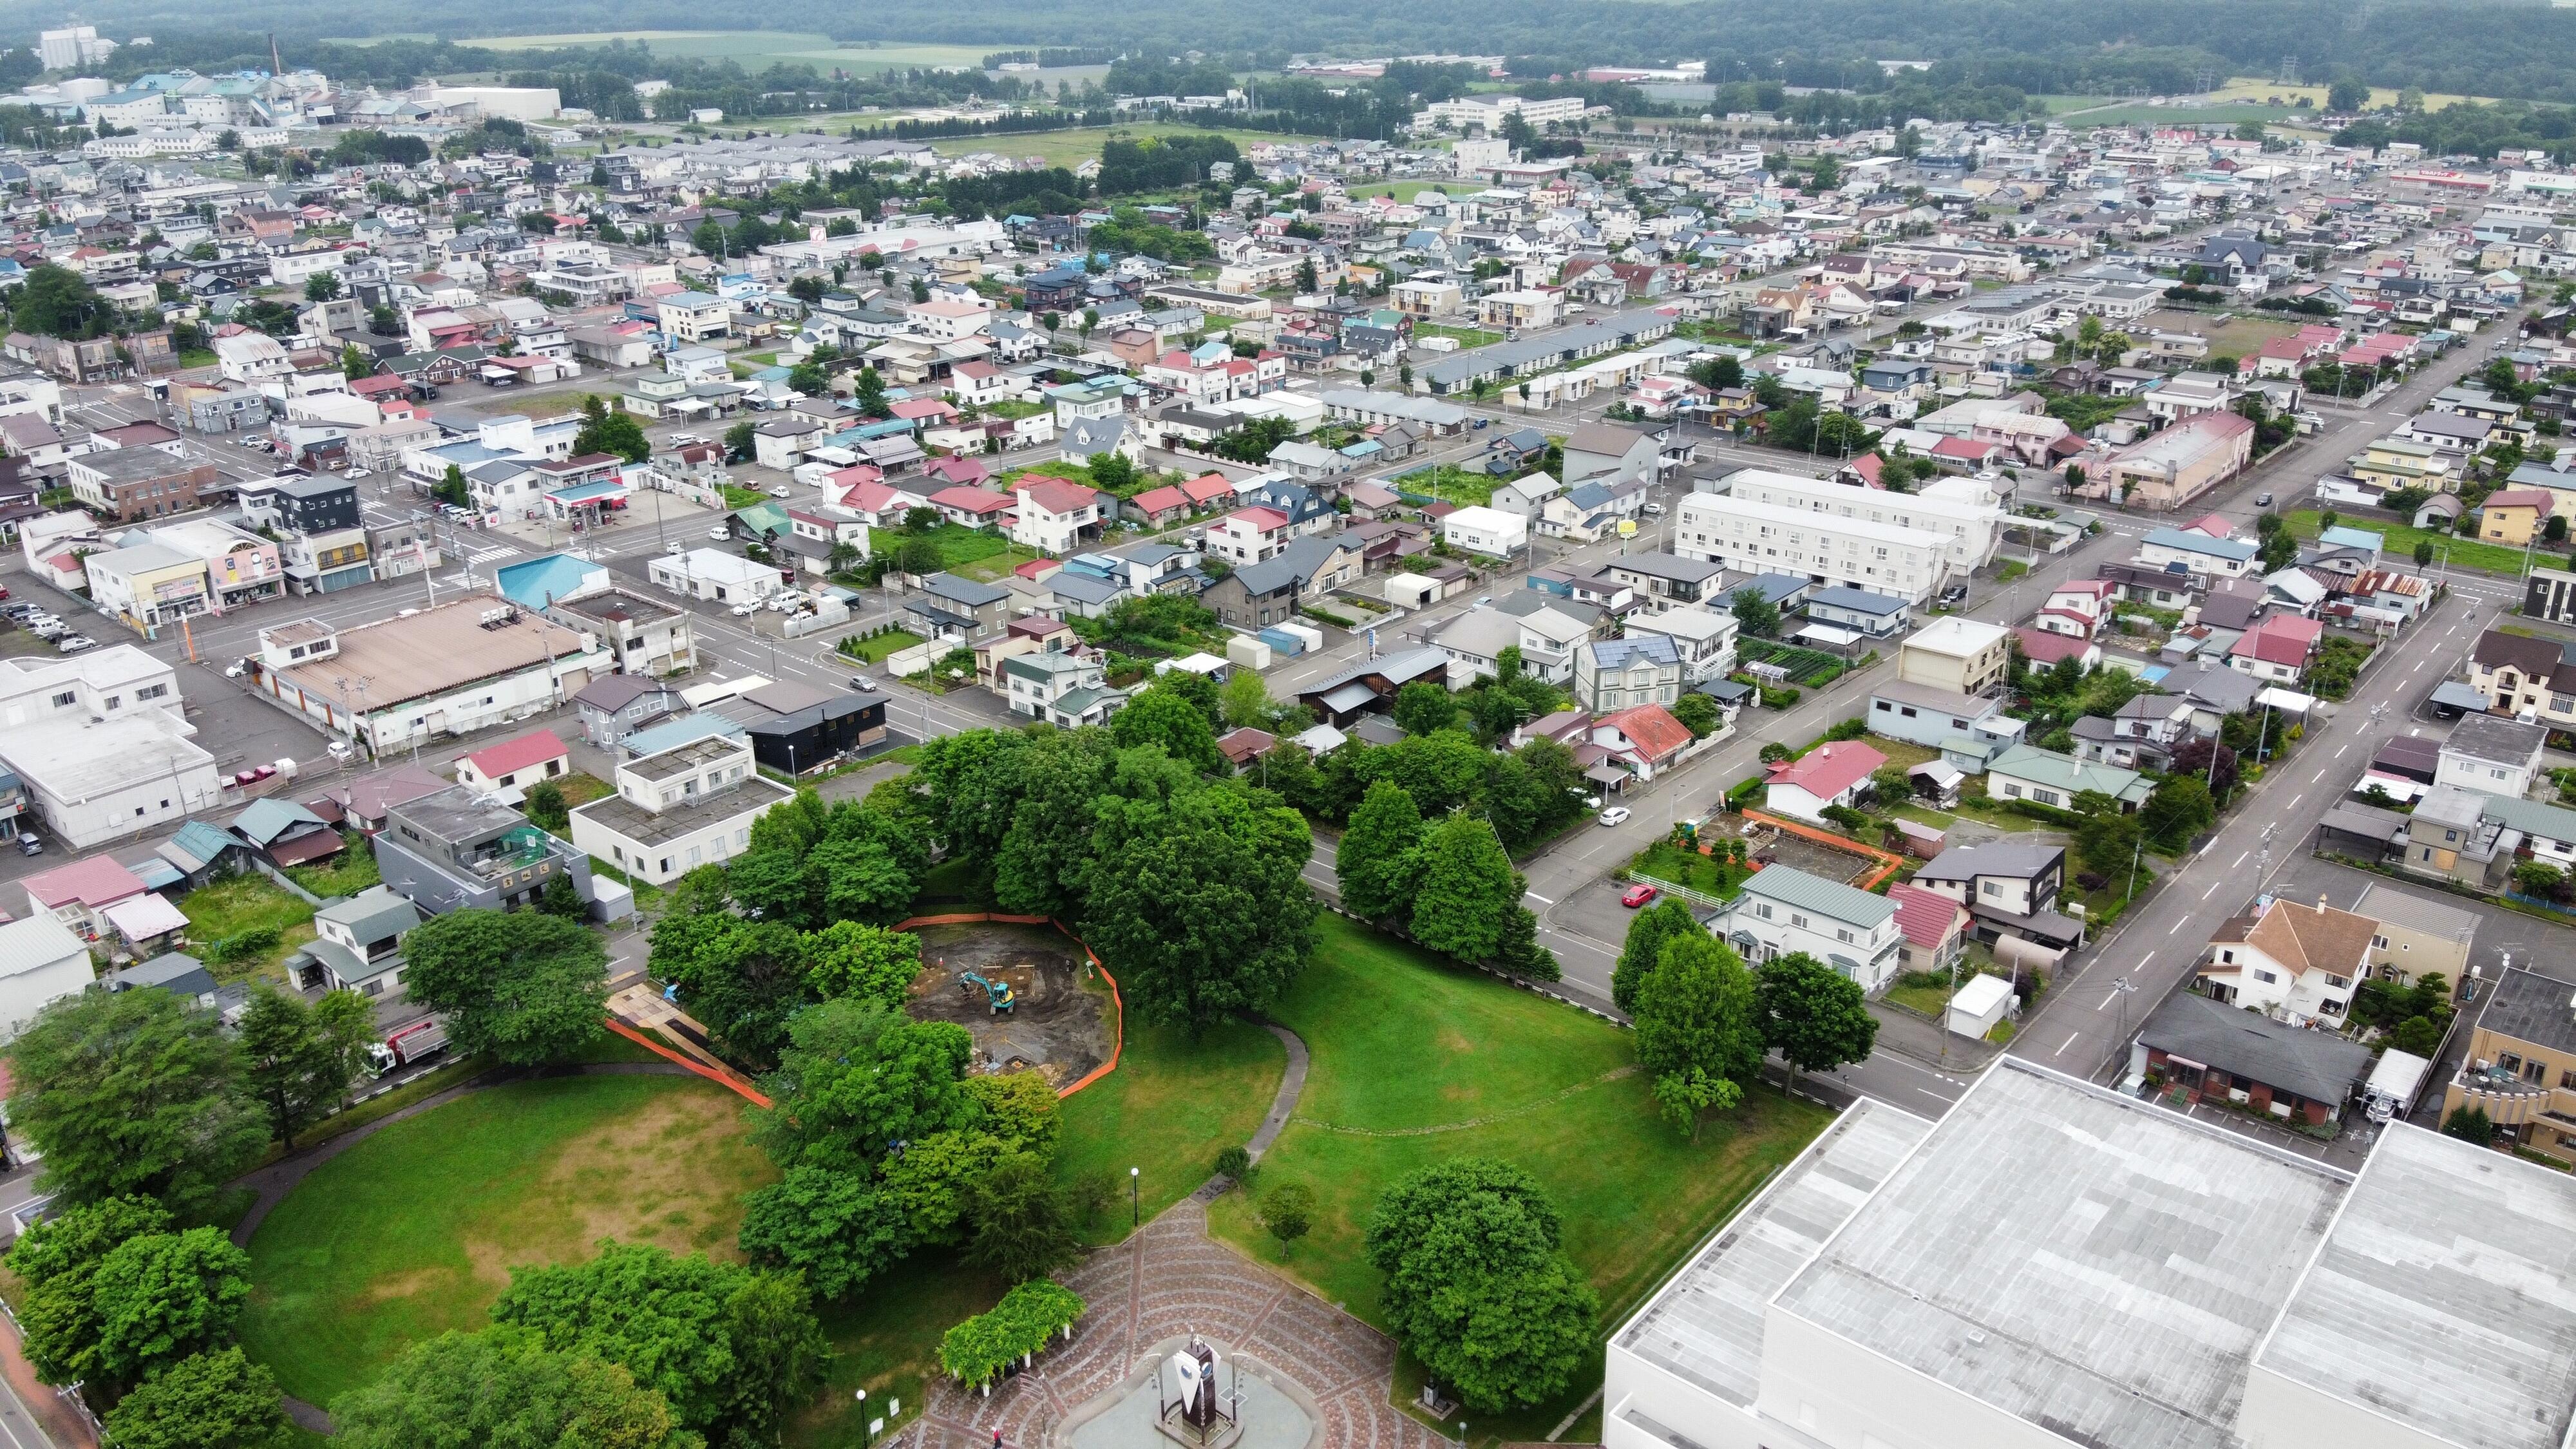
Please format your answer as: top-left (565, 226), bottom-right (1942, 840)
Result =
top-left (916, 1186), bottom-right (1449, 1449)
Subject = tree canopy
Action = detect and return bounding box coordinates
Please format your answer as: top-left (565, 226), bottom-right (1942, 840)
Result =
top-left (401, 908), bottom-right (610, 1065)
top-left (330, 1328), bottom-right (694, 1449)
top-left (1363, 1159), bottom-right (1596, 1412)
top-left (6, 988), bottom-right (266, 1213)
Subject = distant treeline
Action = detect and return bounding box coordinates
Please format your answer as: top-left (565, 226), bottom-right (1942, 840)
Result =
top-left (21, 0), bottom-right (2576, 108)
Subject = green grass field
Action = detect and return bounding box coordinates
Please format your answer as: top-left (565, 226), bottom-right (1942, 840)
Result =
top-left (2284, 508), bottom-right (2526, 576)
top-left (284, 841), bottom-right (382, 900)
top-left (240, 1074), bottom-right (779, 1408)
top-left (1056, 1017), bottom-right (1287, 1244)
top-left (181, 873), bottom-right (318, 984)
top-left (1344, 180), bottom-right (1482, 202)
top-left (1204, 917), bottom-right (1831, 1437)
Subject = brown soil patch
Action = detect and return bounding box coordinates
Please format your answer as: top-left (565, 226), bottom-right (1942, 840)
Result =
top-left (908, 922), bottom-right (1115, 1086)
top-left (455, 1085), bottom-right (772, 1282)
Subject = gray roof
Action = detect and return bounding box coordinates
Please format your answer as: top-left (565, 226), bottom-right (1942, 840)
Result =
top-left (1604, 552), bottom-right (1727, 585)
top-left (1738, 864), bottom-right (1895, 929)
top-left (1772, 1061), bottom-right (2351, 1449)
top-left (921, 571), bottom-right (1009, 607)
top-left (2468, 965), bottom-right (2576, 1058)
top-left (1804, 585), bottom-right (1908, 616)
top-left (1234, 533), bottom-right (1352, 598)
top-left (314, 885), bottom-right (421, 943)
top-left (2348, 880), bottom-right (2479, 947)
top-left (2138, 988), bottom-right (2373, 1105)
top-left (2158, 659), bottom-right (2262, 713)
top-left (1612, 1098), bottom-right (1933, 1406)
top-left (1419, 308), bottom-right (1676, 388)
top-left (1909, 840), bottom-right (2064, 886)
top-left (1869, 677), bottom-right (1996, 718)
top-left (2257, 1123), bottom-right (2576, 1449)
top-left (1586, 634), bottom-right (1679, 670)
top-left (2444, 710), bottom-right (2548, 768)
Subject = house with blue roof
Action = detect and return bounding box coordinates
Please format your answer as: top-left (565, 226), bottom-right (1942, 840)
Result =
top-left (2138, 527), bottom-right (2261, 580)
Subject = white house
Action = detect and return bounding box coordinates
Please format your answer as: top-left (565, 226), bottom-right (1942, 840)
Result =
top-left (2198, 893), bottom-right (2374, 1025)
top-left (1622, 606), bottom-right (1739, 683)
top-left (656, 291), bottom-right (732, 344)
top-left (0, 913), bottom-right (93, 1042)
top-left (451, 728), bottom-right (571, 806)
top-left (1441, 504), bottom-right (1530, 556)
top-left (1763, 740), bottom-right (1889, 824)
top-left (1713, 864), bottom-right (1904, 991)
top-left (647, 549), bottom-right (787, 605)
top-left (569, 734), bottom-right (795, 886)
top-left (2436, 713), bottom-right (2548, 800)
top-left (1007, 478), bottom-right (1104, 556)
top-left (2137, 526), bottom-right (2260, 578)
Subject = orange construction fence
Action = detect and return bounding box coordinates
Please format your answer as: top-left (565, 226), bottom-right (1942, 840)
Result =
top-left (1738, 808), bottom-right (1906, 891)
top-left (895, 913), bottom-right (1125, 1101)
top-left (602, 1018), bottom-right (775, 1107)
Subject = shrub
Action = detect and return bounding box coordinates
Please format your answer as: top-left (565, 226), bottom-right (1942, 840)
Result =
top-left (1213, 1144), bottom-right (1253, 1184)
top-left (1820, 717), bottom-right (1868, 743)
top-left (938, 1281), bottom-right (1086, 1388)
top-left (202, 927), bottom-right (282, 965)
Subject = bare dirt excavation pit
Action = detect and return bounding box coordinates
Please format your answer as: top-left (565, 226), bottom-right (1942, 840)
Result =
top-left (907, 920), bottom-right (1114, 1087)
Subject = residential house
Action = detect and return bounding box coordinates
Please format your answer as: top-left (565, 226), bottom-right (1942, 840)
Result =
top-left (1588, 703), bottom-right (1696, 782)
top-left (904, 572), bottom-right (1013, 644)
top-left (1202, 533), bottom-right (1362, 631)
top-left (1910, 841), bottom-right (2081, 951)
top-left (997, 652), bottom-right (1128, 727)
top-left (289, 886), bottom-right (421, 997)
top-left (1895, 616), bottom-right (2012, 696)
top-left (571, 674), bottom-right (686, 748)
top-left (569, 735), bottom-right (794, 888)
top-left (2227, 614), bottom-right (2324, 685)
top-left (1008, 478), bottom-right (1106, 556)
top-left (2135, 989), bottom-right (2373, 1127)
top-left (1886, 881), bottom-right (1971, 978)
top-left (2199, 892), bottom-right (2380, 1027)
top-left (229, 797), bottom-right (344, 869)
top-left (1623, 607), bottom-right (1738, 684)
top-left (1575, 635), bottom-right (1683, 714)
top-left (2441, 963), bottom-right (2576, 1164)
top-left (2351, 881), bottom-right (2479, 993)
top-left (2481, 487), bottom-right (2555, 546)
top-left (2438, 712), bottom-right (2548, 799)
top-left (1984, 743), bottom-right (2152, 812)
top-left (0, 914), bottom-right (94, 1042)
top-left (1764, 740), bottom-right (1889, 824)
top-left (1712, 864), bottom-right (1904, 991)
top-left (453, 729), bottom-right (571, 806)
top-left (2467, 626), bottom-right (2576, 729)
top-left (1866, 679), bottom-right (2010, 752)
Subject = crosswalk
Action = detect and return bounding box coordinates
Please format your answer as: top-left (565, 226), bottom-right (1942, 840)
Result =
top-left (462, 544), bottom-right (518, 565)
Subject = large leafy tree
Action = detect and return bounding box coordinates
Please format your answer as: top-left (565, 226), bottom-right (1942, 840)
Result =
top-left (14, 262), bottom-right (110, 338)
top-left (737, 1165), bottom-right (904, 1301)
top-left (1612, 898), bottom-right (1701, 1016)
top-left (1108, 681), bottom-right (1224, 773)
top-left (1755, 952), bottom-right (1878, 1095)
top-left (401, 908), bottom-right (609, 1066)
top-left (101, 1347), bottom-right (294, 1449)
top-left (491, 1241), bottom-right (824, 1440)
top-left (234, 985), bottom-right (375, 1148)
top-left (2141, 775), bottom-right (2215, 852)
top-left (1336, 780), bottom-right (1426, 922)
top-left (963, 1150), bottom-right (1079, 1283)
top-left (797, 920), bottom-right (922, 1009)
top-left (726, 788), bottom-right (927, 931)
top-left (573, 395), bottom-right (651, 462)
top-left (1081, 781), bottom-right (1318, 1036)
top-left (331, 1329), bottom-right (691, 1449)
top-left (990, 728), bottom-right (1118, 917)
top-left (650, 914), bottom-right (810, 1069)
top-left (87, 1227), bottom-right (255, 1390)
top-left (9, 1195), bottom-right (173, 1385)
top-left (1408, 813), bottom-right (1522, 965)
top-left (7, 988), bottom-right (265, 1213)
top-left (1632, 934), bottom-right (1765, 1138)
top-left (1363, 1159), bottom-right (1596, 1412)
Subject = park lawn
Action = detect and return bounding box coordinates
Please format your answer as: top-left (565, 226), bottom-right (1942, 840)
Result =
top-left (1205, 918), bottom-right (1832, 1434)
top-left (2282, 509), bottom-right (2524, 575)
top-left (1055, 1014), bottom-right (1287, 1245)
top-left (1388, 462), bottom-right (1499, 507)
top-left (182, 873), bottom-right (318, 984)
top-left (239, 1074), bottom-right (778, 1408)
top-left (791, 1253), bottom-right (1008, 1449)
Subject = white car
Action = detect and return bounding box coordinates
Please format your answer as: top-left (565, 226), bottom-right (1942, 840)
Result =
top-left (768, 485), bottom-right (791, 498)
top-left (664, 541), bottom-right (687, 555)
top-left (767, 592), bottom-right (806, 612)
top-left (708, 526), bottom-right (730, 540)
top-left (54, 634), bottom-right (94, 654)
top-left (347, 467), bottom-right (370, 479)
top-left (728, 600), bottom-right (761, 616)
top-left (1598, 806), bottom-right (1633, 827)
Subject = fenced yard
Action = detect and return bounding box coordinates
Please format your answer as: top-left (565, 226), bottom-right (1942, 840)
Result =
top-left (1739, 638), bottom-right (1849, 687)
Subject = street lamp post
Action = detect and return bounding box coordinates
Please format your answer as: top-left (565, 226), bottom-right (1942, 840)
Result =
top-left (1130, 1166), bottom-right (1141, 1227)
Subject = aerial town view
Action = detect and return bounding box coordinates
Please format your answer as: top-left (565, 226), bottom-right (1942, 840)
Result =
top-left (0, 0), bottom-right (2565, 1445)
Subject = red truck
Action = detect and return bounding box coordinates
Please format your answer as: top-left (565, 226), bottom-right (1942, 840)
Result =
top-left (366, 1018), bottom-right (450, 1077)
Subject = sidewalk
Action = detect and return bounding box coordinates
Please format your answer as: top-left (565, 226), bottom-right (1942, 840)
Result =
top-left (1865, 996), bottom-right (2005, 1074)
top-left (0, 1306), bottom-right (89, 1449)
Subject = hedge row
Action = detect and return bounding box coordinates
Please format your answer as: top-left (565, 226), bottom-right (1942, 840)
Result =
top-left (938, 1280), bottom-right (1086, 1388)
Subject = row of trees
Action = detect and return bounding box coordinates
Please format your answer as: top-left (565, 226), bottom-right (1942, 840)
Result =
top-left (1339, 784), bottom-right (1557, 979)
top-left (1613, 905), bottom-right (1878, 1132)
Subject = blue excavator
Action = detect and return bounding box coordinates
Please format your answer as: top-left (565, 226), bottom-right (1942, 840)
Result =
top-left (958, 971), bottom-right (1017, 1015)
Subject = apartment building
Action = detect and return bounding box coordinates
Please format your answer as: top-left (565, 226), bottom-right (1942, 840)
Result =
top-left (1717, 468), bottom-right (2003, 574)
top-left (2443, 963), bottom-right (2576, 1164)
top-left (65, 450), bottom-right (219, 522)
top-left (377, 782), bottom-right (612, 917)
top-left (568, 734), bottom-right (793, 887)
top-left (1674, 493), bottom-right (1950, 605)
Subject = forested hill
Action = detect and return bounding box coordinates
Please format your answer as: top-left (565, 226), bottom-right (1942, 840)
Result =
top-left (13, 0), bottom-right (2576, 106)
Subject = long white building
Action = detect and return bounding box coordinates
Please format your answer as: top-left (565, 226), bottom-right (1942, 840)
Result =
top-left (1714, 468), bottom-right (2003, 574)
top-left (1674, 492), bottom-right (1953, 604)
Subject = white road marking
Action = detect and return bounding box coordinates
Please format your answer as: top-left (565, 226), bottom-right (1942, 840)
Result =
top-left (2055, 1030), bottom-right (2080, 1057)
top-left (1524, 892), bottom-right (1554, 905)
top-left (2311, 766), bottom-right (2328, 782)
top-left (2231, 849), bottom-right (2249, 868)
top-left (2202, 879), bottom-right (2223, 899)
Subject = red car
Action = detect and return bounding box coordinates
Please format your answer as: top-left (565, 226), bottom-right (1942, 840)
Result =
top-left (1621, 883), bottom-right (1660, 909)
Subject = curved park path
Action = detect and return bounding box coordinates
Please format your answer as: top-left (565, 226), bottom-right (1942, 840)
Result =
top-left (226, 1061), bottom-right (695, 1433)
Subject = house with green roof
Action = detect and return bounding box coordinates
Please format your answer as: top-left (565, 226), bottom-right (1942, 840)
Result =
top-left (1984, 743), bottom-right (2153, 814)
top-left (1712, 864), bottom-right (1904, 992)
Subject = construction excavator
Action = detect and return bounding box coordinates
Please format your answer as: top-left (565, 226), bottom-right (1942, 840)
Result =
top-left (958, 971), bottom-right (1017, 1015)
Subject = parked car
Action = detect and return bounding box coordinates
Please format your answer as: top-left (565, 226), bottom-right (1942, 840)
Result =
top-left (53, 634), bottom-right (93, 654)
top-left (2254, 491), bottom-right (2273, 507)
top-left (223, 658), bottom-right (249, 679)
top-left (664, 541), bottom-right (686, 556)
top-left (768, 484), bottom-right (791, 498)
top-left (15, 832), bottom-right (39, 858)
top-left (1622, 883), bottom-right (1660, 909)
top-left (728, 600), bottom-right (761, 616)
top-left (1598, 806), bottom-right (1633, 827)
top-left (1938, 582), bottom-right (1969, 605)
top-left (708, 526), bottom-right (730, 540)
top-left (346, 467), bottom-right (370, 479)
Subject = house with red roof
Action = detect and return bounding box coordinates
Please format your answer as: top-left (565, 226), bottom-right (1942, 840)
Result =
top-left (2033, 580), bottom-right (2116, 639)
top-left (922, 455), bottom-right (992, 489)
top-left (890, 397), bottom-right (959, 428)
top-left (1886, 881), bottom-right (1971, 976)
top-left (1591, 703), bottom-right (1696, 782)
top-left (2179, 513), bottom-right (2235, 540)
top-left (21, 855), bottom-right (147, 940)
top-left (453, 729), bottom-right (571, 806)
top-left (928, 485), bottom-right (1018, 529)
top-left (1009, 477), bottom-right (1107, 555)
top-left (1126, 482), bottom-right (1194, 527)
top-left (1209, 506), bottom-right (1294, 565)
top-left (2227, 614), bottom-right (2324, 685)
top-left (1180, 473), bottom-right (1238, 508)
top-left (1764, 739), bottom-right (1889, 824)
top-left (2014, 628), bottom-right (2100, 671)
